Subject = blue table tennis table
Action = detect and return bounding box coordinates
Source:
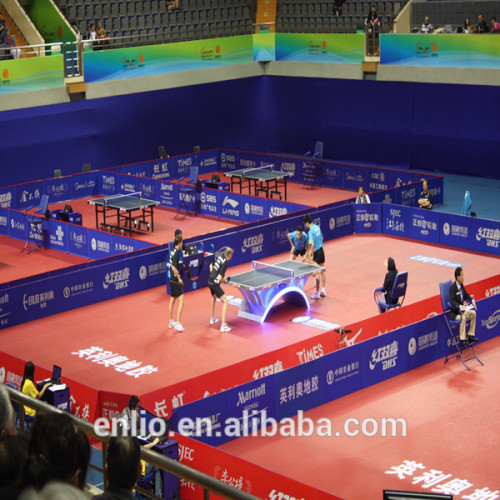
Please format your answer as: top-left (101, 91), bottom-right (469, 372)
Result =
top-left (88, 192), bottom-right (160, 236)
top-left (227, 260), bottom-right (325, 323)
top-left (225, 165), bottom-right (291, 200)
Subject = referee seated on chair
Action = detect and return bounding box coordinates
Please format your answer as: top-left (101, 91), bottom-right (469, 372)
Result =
top-left (449, 266), bottom-right (478, 347)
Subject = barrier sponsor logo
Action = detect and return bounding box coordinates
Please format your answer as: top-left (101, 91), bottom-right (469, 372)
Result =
top-left (0, 292), bottom-right (11, 328)
top-left (74, 179), bottom-right (97, 192)
top-left (70, 231), bottom-right (86, 248)
top-left (443, 223), bottom-right (450, 236)
top-left (329, 217), bottom-right (336, 230)
top-left (23, 290), bottom-right (55, 311)
top-left (485, 286), bottom-right (500, 298)
top-left (200, 44), bottom-right (221, 61)
top-left (327, 361), bottom-right (360, 384)
top-left (200, 155), bottom-right (218, 168)
top-left (0, 367), bottom-right (4, 384)
top-left (120, 182), bottom-right (136, 193)
top-left (241, 233), bottom-right (264, 254)
top-left (139, 266), bottom-right (147, 280)
top-left (236, 382), bottom-right (266, 408)
top-left (269, 489), bottom-right (304, 500)
top-left (220, 152), bottom-right (237, 170)
top-left (409, 255), bottom-right (463, 268)
top-left (47, 182), bottom-right (69, 196)
top-left (386, 208), bottom-right (405, 233)
top-left (296, 344), bottom-right (324, 363)
top-left (280, 161), bottom-right (296, 176)
top-left (417, 330), bottom-right (438, 351)
top-left (200, 192), bottom-right (217, 214)
top-left (400, 187), bottom-right (416, 206)
top-left (345, 171), bottom-right (363, 182)
top-left (102, 175), bottom-right (115, 191)
top-left (408, 338), bottom-right (417, 356)
top-left (103, 267), bottom-right (130, 290)
top-left (369, 341), bottom-right (398, 371)
top-left (139, 183), bottom-right (154, 197)
top-left (63, 281), bottom-right (95, 299)
top-left (308, 39), bottom-right (327, 55)
top-left (0, 191), bottom-right (13, 207)
top-left (476, 227), bottom-right (500, 248)
top-left (19, 188), bottom-right (40, 204)
top-left (153, 162), bottom-right (170, 179)
top-left (222, 196), bottom-right (240, 217)
top-left (5, 370), bottom-right (21, 389)
top-left (240, 158), bottom-right (256, 168)
top-left (253, 361), bottom-right (284, 380)
top-left (148, 261), bottom-right (166, 277)
top-left (324, 167), bottom-right (340, 181)
top-left (92, 238), bottom-right (110, 254)
top-left (279, 375), bottom-right (319, 404)
top-left (383, 193), bottom-right (393, 204)
top-left (335, 214), bottom-right (351, 228)
top-left (482, 309), bottom-right (500, 329)
top-left (114, 242), bottom-right (134, 254)
top-left (356, 211), bottom-right (379, 229)
top-left (178, 443), bottom-right (195, 462)
top-left (50, 225), bottom-right (65, 247)
top-left (269, 206), bottom-right (287, 218)
top-left (0, 215), bottom-right (7, 227)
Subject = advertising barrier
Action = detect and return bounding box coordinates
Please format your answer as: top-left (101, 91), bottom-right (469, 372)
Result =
top-left (380, 33), bottom-right (500, 69)
top-left (84, 36), bottom-right (254, 83)
top-left (169, 292), bottom-right (500, 449)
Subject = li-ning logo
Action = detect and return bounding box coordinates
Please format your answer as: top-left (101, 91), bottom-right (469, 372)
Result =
top-left (223, 197), bottom-right (238, 208)
top-left (482, 309), bottom-right (500, 330)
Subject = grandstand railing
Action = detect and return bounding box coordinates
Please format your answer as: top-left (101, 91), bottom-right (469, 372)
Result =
top-left (5, 385), bottom-right (259, 500)
top-left (0, 41), bottom-right (62, 59)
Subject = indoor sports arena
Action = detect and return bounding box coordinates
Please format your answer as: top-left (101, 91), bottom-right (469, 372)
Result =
top-left (1, 1), bottom-right (500, 499)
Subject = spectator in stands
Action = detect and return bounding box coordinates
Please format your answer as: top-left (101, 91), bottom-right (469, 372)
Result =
top-left (463, 17), bottom-right (474, 33)
top-left (0, 13), bottom-right (8, 47)
top-left (477, 14), bottom-right (489, 33)
top-left (418, 180), bottom-right (433, 209)
top-left (377, 257), bottom-right (398, 313)
top-left (355, 186), bottom-right (371, 204)
top-left (166, 0), bottom-right (179, 11)
top-left (22, 412), bottom-right (90, 491)
top-left (92, 436), bottom-right (141, 500)
top-left (20, 481), bottom-right (88, 500)
top-left (334, 0), bottom-right (344, 17)
top-left (89, 23), bottom-right (96, 41)
top-left (0, 435), bottom-right (29, 500)
top-left (20, 362), bottom-right (52, 428)
top-left (96, 21), bottom-right (107, 39)
top-left (0, 385), bottom-right (16, 436)
top-left (117, 395), bottom-right (141, 434)
top-left (6, 30), bottom-right (20, 60)
top-left (421, 16), bottom-right (433, 33)
top-left (490, 17), bottom-right (500, 32)
top-left (366, 5), bottom-right (381, 55)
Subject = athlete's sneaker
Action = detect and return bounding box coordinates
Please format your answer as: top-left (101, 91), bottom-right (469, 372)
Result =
top-left (209, 317), bottom-right (219, 325)
top-left (220, 323), bottom-right (232, 333)
top-left (311, 291), bottom-right (321, 300)
top-left (175, 322), bottom-right (185, 332)
top-left (320, 288), bottom-right (326, 297)
top-left (169, 319), bottom-right (176, 328)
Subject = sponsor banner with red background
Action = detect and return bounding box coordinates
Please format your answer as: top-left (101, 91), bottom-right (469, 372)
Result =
top-left (174, 432), bottom-right (343, 500)
top-left (100, 390), bottom-right (132, 420)
top-left (0, 351), bottom-right (99, 423)
top-left (139, 332), bottom-right (336, 418)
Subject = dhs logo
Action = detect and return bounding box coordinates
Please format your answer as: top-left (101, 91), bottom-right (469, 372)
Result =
top-left (443, 223), bottom-right (450, 236)
top-left (269, 206), bottom-right (287, 218)
top-left (369, 341), bottom-right (398, 371)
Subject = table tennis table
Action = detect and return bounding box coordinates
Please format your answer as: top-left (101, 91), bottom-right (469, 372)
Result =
top-left (88, 192), bottom-right (160, 236)
top-left (225, 165), bottom-right (291, 200)
top-left (227, 260), bottom-right (325, 323)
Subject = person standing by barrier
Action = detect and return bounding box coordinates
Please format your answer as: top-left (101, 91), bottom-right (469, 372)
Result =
top-left (168, 234), bottom-right (185, 332)
top-left (418, 180), bottom-right (433, 209)
top-left (208, 247), bottom-right (233, 333)
top-left (303, 214), bottom-right (326, 300)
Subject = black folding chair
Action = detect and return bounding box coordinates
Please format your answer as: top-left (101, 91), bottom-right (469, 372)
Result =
top-left (439, 280), bottom-right (483, 370)
top-left (302, 141), bottom-right (324, 189)
top-left (175, 166), bottom-right (199, 219)
top-left (22, 194), bottom-right (50, 253)
top-left (374, 271), bottom-right (408, 312)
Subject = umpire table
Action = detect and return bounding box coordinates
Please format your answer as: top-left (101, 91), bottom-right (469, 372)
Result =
top-left (225, 165), bottom-right (291, 200)
top-left (88, 192), bottom-right (160, 236)
top-left (227, 260), bottom-right (325, 323)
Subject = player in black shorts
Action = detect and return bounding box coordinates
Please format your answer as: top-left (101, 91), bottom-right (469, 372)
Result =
top-left (208, 247), bottom-right (233, 333)
top-left (168, 234), bottom-right (185, 332)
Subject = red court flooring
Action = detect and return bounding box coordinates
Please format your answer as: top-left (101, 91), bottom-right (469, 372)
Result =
top-left (0, 234), bottom-right (497, 396)
top-left (221, 335), bottom-right (500, 500)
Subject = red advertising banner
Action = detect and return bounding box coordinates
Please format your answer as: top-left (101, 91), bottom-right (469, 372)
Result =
top-left (174, 433), bottom-right (342, 500)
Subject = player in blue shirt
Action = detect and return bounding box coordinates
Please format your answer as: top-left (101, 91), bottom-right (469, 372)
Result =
top-left (303, 214), bottom-right (326, 300)
top-left (287, 226), bottom-right (310, 263)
